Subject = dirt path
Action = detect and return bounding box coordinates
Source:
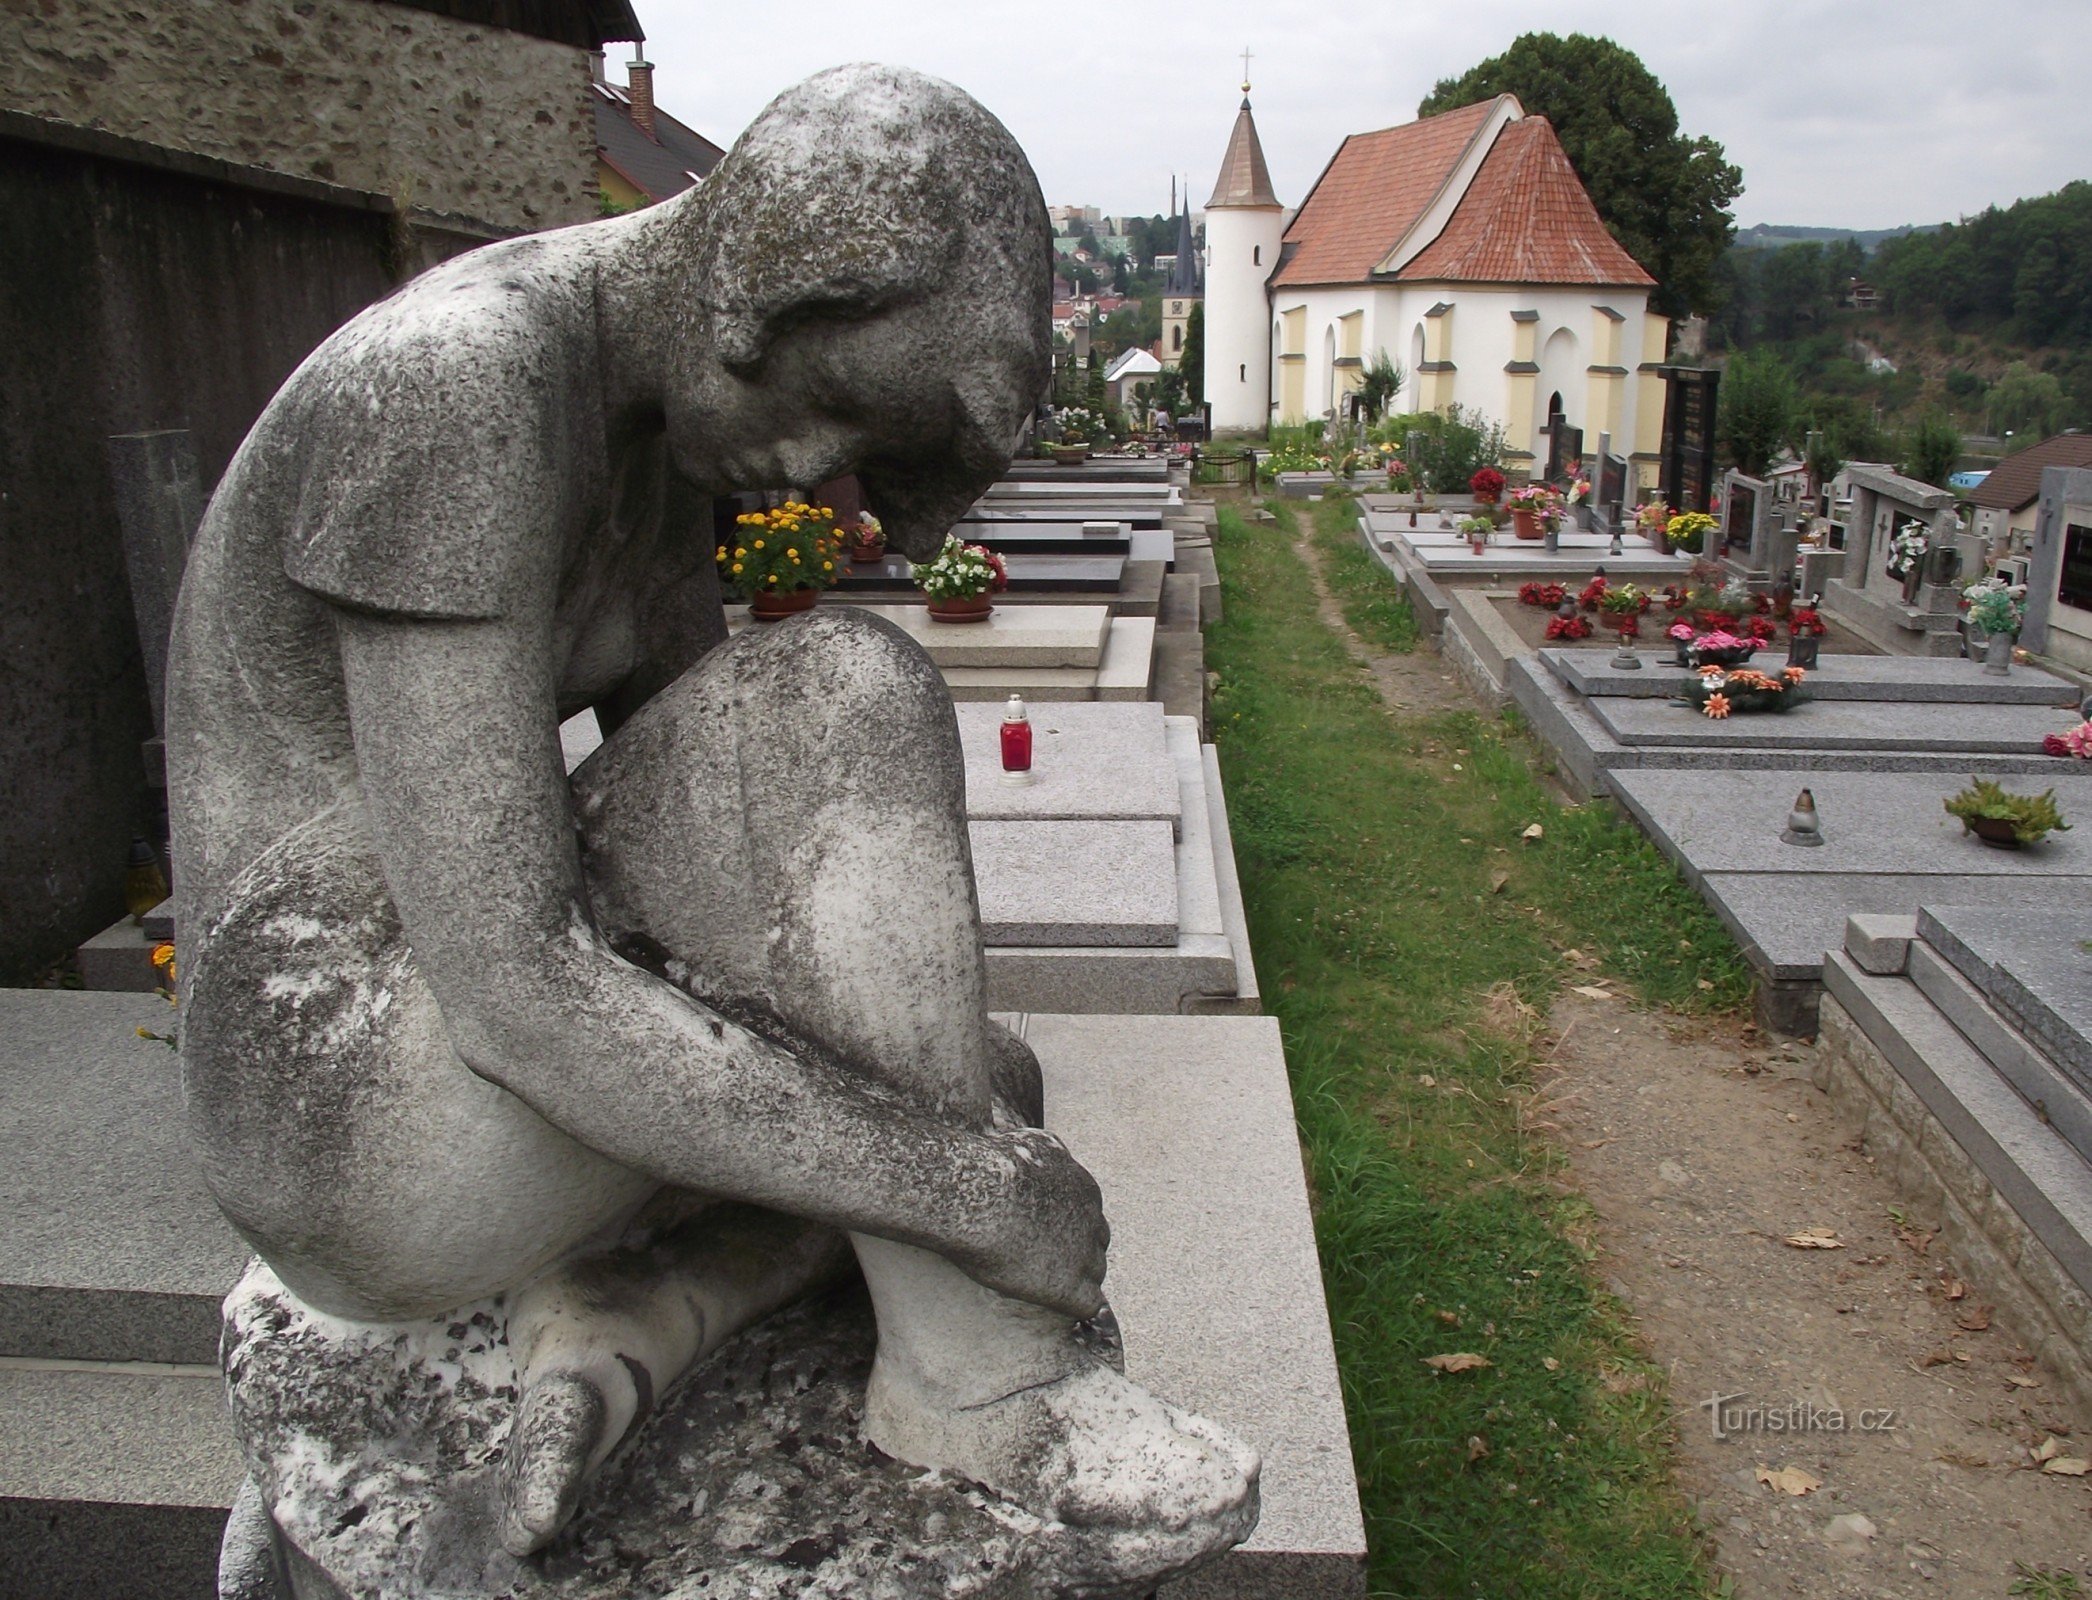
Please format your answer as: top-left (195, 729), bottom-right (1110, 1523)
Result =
top-left (1291, 516), bottom-right (1474, 717)
top-left (1289, 513), bottom-right (2092, 1598)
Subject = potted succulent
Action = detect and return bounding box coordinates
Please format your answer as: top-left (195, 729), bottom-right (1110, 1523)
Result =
top-left (1507, 484), bottom-right (1559, 542)
top-left (1470, 466), bottom-right (1505, 507)
top-left (1786, 605), bottom-right (1828, 668)
top-left (717, 501), bottom-right (843, 620)
top-left (1457, 513), bottom-right (1494, 555)
top-left (910, 534), bottom-right (1009, 622)
top-left (1961, 575), bottom-right (2028, 675)
top-left (1945, 778), bottom-right (2071, 849)
top-left (844, 510), bottom-right (888, 564)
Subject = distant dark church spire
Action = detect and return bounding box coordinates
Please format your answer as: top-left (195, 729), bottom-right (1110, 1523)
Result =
top-left (1165, 203), bottom-right (1201, 296)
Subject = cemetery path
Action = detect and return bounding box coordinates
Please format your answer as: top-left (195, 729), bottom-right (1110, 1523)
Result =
top-left (1290, 508), bottom-right (2092, 1597)
top-left (1293, 520), bottom-right (1473, 716)
top-left (1543, 990), bottom-right (2092, 1600)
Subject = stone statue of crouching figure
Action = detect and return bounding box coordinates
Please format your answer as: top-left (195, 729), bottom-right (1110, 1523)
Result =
top-left (166, 64), bottom-right (1257, 1599)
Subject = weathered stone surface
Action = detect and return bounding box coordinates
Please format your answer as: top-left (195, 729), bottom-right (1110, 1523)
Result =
top-left (970, 820), bottom-right (1180, 947)
top-left (167, 62), bottom-right (1254, 1600)
top-left (1591, 696), bottom-right (2073, 752)
top-left (1844, 913), bottom-right (1918, 975)
top-left (956, 701), bottom-right (1179, 828)
top-left (225, 1270), bottom-right (1157, 1600)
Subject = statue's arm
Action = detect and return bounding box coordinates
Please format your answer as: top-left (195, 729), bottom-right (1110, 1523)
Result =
top-left (333, 608), bottom-right (1105, 1317)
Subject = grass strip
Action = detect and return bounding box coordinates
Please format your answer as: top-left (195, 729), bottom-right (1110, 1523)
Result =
top-left (1206, 494), bottom-right (1749, 1597)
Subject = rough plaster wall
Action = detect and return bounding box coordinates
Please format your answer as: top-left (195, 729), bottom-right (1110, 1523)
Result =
top-left (0, 0), bottom-right (596, 232)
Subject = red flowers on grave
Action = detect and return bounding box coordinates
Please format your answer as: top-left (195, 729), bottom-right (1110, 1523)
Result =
top-left (1545, 613), bottom-right (1592, 641)
top-left (1518, 581), bottom-right (1568, 609)
top-left (1788, 607), bottom-right (1828, 638)
top-left (2044, 722), bottom-right (2092, 759)
top-left (1470, 467), bottom-right (1506, 502)
top-left (1744, 614), bottom-right (1778, 642)
top-left (1577, 575), bottom-right (1610, 611)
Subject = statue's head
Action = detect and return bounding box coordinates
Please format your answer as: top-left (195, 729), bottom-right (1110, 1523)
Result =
top-left (662, 65), bottom-right (1051, 560)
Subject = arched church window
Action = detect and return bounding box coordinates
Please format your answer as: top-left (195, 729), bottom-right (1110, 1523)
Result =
top-left (1253, 246), bottom-right (1262, 265)
top-left (1172, 324), bottom-right (1182, 351)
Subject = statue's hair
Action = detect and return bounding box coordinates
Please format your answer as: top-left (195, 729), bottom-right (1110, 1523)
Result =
top-left (677, 63), bottom-right (1050, 387)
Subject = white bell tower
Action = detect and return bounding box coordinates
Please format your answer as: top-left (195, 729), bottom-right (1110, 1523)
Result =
top-left (1203, 60), bottom-right (1285, 436)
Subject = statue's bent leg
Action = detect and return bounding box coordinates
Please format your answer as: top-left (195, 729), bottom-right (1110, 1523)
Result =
top-left (575, 609), bottom-right (1258, 1576)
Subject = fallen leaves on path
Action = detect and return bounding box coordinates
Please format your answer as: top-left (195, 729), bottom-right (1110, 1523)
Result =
top-left (1756, 1465), bottom-right (1822, 1496)
top-left (1784, 1228), bottom-right (1846, 1250)
top-left (1571, 985), bottom-right (1614, 1001)
top-left (1423, 1352), bottom-right (1492, 1374)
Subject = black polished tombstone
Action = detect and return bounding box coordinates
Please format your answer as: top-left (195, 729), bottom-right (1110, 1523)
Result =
top-left (1657, 366), bottom-right (1720, 516)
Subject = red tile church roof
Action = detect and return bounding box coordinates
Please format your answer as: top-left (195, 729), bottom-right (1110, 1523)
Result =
top-left (1401, 116), bottom-right (1653, 288)
top-left (1273, 99), bottom-right (1654, 291)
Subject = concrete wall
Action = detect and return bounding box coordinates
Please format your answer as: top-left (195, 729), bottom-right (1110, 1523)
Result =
top-left (0, 0), bottom-right (597, 235)
top-left (0, 123), bottom-right (414, 982)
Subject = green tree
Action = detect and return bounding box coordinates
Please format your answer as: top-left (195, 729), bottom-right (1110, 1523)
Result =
top-left (1900, 412), bottom-right (1961, 487)
top-left (1420, 33), bottom-right (1743, 318)
top-left (1179, 303), bottom-right (1205, 405)
top-left (1987, 361), bottom-right (2070, 441)
top-left (1718, 349), bottom-right (1799, 475)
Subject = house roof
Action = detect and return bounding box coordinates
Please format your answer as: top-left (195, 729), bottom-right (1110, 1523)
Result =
top-left (1272, 96), bottom-right (1654, 291)
top-left (1398, 116), bottom-right (1654, 288)
top-left (1968, 432), bottom-right (2092, 511)
top-left (1206, 98), bottom-right (1280, 210)
top-left (594, 82), bottom-right (724, 204)
top-left (1106, 347), bottom-right (1162, 382)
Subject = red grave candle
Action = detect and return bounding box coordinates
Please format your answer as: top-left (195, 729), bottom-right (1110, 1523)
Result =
top-left (1000, 694), bottom-right (1033, 777)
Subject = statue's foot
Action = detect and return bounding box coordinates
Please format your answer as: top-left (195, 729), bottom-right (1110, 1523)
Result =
top-left (499, 1364), bottom-right (617, 1556)
top-left (865, 1349), bottom-right (1260, 1592)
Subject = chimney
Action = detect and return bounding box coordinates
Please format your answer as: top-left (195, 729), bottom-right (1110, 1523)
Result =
top-left (627, 46), bottom-right (657, 142)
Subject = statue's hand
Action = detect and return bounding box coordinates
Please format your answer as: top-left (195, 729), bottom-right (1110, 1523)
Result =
top-left (965, 1129), bottom-right (1110, 1320)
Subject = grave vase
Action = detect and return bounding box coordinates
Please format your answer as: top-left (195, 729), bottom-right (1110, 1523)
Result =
top-left (1983, 631), bottom-right (2015, 676)
top-left (1785, 633), bottom-right (1822, 669)
top-left (1899, 564), bottom-right (1924, 605)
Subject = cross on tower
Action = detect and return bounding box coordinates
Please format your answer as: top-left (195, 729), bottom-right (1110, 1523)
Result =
top-left (1240, 47), bottom-right (1253, 95)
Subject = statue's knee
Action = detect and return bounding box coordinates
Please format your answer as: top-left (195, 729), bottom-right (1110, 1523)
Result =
top-left (742, 608), bottom-right (952, 744)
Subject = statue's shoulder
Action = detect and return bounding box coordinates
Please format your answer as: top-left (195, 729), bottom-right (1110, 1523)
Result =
top-left (274, 233), bottom-right (603, 622)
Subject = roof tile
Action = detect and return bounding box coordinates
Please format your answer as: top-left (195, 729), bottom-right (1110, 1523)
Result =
top-left (1400, 117), bottom-right (1653, 288)
top-left (1272, 100), bottom-right (1496, 287)
top-left (1968, 433), bottom-right (2092, 511)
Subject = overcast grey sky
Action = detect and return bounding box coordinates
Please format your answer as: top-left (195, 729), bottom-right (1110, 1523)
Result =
top-left (630, 1), bottom-right (2089, 231)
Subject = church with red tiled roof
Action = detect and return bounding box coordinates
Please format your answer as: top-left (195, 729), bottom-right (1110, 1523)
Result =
top-left (1203, 90), bottom-right (1671, 478)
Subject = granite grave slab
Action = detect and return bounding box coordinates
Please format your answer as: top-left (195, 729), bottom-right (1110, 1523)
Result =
top-left (0, 990), bottom-right (248, 1366)
top-left (955, 700), bottom-right (1181, 831)
top-left (1916, 905), bottom-right (2092, 1091)
top-left (1544, 650), bottom-right (2081, 706)
top-left (1590, 697), bottom-right (2075, 753)
top-left (968, 819), bottom-right (1180, 946)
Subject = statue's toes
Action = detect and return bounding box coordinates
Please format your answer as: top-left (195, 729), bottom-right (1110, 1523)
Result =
top-left (499, 1368), bottom-right (608, 1556)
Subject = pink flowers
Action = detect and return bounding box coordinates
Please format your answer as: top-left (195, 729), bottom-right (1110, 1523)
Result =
top-left (1667, 622), bottom-right (1695, 642)
top-left (2044, 722), bottom-right (2092, 759)
top-left (1696, 630), bottom-right (1744, 652)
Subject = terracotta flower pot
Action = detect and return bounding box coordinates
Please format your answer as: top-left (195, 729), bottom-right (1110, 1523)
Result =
top-left (749, 587), bottom-right (819, 621)
top-left (846, 540), bottom-right (887, 565)
top-left (1512, 509), bottom-right (1543, 541)
top-left (1968, 817), bottom-right (2021, 849)
top-left (926, 593), bottom-right (994, 623)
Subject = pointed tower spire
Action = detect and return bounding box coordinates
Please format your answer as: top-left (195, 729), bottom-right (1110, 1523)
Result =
top-left (1206, 87), bottom-right (1280, 210)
